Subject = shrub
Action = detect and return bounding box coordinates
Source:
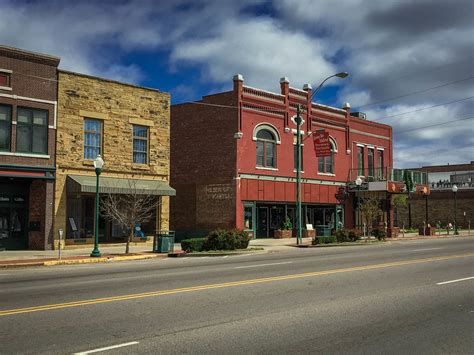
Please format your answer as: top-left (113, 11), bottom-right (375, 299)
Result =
top-left (203, 229), bottom-right (250, 251)
top-left (348, 228), bottom-right (362, 241)
top-left (336, 228), bottom-right (362, 242)
top-left (280, 217), bottom-right (293, 230)
top-left (312, 235), bottom-right (337, 245)
top-left (181, 238), bottom-right (206, 253)
top-left (372, 227), bottom-right (386, 241)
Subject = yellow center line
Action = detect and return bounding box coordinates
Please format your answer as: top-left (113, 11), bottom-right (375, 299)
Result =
top-left (1, 253), bottom-right (473, 317)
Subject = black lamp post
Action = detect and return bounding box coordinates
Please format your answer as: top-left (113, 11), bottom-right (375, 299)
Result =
top-left (452, 184), bottom-right (459, 235)
top-left (295, 72), bottom-right (349, 245)
top-left (90, 154), bottom-right (104, 257)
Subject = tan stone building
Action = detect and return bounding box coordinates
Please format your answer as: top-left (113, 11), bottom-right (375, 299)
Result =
top-left (55, 70), bottom-right (174, 248)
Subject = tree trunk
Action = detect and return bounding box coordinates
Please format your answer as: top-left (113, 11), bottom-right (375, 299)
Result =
top-left (125, 228), bottom-right (133, 254)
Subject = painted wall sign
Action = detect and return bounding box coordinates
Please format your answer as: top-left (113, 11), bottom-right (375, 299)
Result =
top-left (313, 130), bottom-right (331, 157)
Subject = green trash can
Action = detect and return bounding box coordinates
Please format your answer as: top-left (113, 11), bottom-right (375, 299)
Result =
top-left (153, 231), bottom-right (175, 253)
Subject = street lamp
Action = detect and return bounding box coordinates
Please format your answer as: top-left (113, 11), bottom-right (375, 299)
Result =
top-left (355, 176), bottom-right (362, 229)
top-left (452, 184), bottom-right (459, 235)
top-left (90, 154), bottom-right (104, 257)
top-left (295, 72), bottom-right (349, 244)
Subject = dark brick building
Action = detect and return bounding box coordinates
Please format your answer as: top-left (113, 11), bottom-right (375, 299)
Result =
top-left (0, 45), bottom-right (59, 250)
top-left (396, 161), bottom-right (474, 230)
top-left (171, 75), bottom-right (427, 239)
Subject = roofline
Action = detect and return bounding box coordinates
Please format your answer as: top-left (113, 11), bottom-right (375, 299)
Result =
top-left (59, 70), bottom-right (168, 95)
top-left (0, 45), bottom-right (60, 66)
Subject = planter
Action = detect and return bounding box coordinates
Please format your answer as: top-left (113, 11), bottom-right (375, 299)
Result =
top-left (418, 227), bottom-right (436, 236)
top-left (274, 229), bottom-right (292, 239)
top-left (303, 229), bottom-right (316, 238)
top-left (386, 227), bottom-right (400, 238)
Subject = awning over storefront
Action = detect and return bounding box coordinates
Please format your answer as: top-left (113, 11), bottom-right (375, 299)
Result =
top-left (67, 175), bottom-right (176, 196)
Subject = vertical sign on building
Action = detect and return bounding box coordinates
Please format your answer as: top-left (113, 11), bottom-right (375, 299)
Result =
top-left (313, 130), bottom-right (331, 157)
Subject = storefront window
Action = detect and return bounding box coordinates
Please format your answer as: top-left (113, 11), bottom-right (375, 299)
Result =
top-left (244, 206), bottom-right (253, 230)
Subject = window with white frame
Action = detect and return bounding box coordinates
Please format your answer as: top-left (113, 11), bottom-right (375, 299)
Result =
top-left (0, 105), bottom-right (11, 151)
top-left (84, 118), bottom-right (102, 160)
top-left (318, 138), bottom-right (336, 174)
top-left (256, 129), bottom-right (276, 168)
top-left (133, 125), bottom-right (148, 164)
top-left (17, 107), bottom-right (48, 154)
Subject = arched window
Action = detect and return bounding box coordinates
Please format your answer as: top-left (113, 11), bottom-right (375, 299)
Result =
top-left (318, 137), bottom-right (337, 174)
top-left (256, 129), bottom-right (276, 168)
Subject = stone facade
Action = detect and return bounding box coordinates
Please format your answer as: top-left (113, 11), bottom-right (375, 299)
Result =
top-left (55, 70), bottom-right (171, 248)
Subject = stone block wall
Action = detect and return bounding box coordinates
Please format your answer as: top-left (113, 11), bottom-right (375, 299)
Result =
top-left (55, 71), bottom-right (171, 246)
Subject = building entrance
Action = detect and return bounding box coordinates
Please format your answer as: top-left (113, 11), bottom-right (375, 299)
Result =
top-left (0, 184), bottom-right (29, 250)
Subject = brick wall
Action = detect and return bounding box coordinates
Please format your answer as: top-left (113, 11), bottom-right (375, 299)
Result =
top-left (28, 180), bottom-right (54, 249)
top-left (395, 190), bottom-right (474, 229)
top-left (170, 92), bottom-right (237, 237)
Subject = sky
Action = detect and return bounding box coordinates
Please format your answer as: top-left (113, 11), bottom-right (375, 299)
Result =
top-left (0, 0), bottom-right (472, 168)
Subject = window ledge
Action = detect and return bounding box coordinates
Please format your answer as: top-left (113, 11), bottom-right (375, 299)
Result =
top-left (293, 170), bottom-right (305, 173)
top-left (82, 160), bottom-right (95, 166)
top-left (0, 86), bottom-right (12, 91)
top-left (317, 172), bottom-right (336, 176)
top-left (256, 166), bottom-right (278, 171)
top-left (132, 164), bottom-right (150, 170)
top-left (0, 151), bottom-right (50, 159)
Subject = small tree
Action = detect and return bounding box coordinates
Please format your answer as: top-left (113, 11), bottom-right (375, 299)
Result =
top-left (358, 193), bottom-right (382, 237)
top-left (100, 178), bottom-right (161, 254)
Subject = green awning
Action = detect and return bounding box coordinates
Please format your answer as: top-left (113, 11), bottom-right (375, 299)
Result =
top-left (67, 175), bottom-right (176, 196)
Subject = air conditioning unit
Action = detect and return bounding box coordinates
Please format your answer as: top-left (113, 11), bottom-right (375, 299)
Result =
top-left (350, 112), bottom-right (367, 120)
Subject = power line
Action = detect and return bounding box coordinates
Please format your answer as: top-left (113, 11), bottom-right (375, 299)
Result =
top-left (394, 116), bottom-right (474, 134)
top-left (357, 76), bottom-right (474, 109)
top-left (373, 96), bottom-right (474, 122)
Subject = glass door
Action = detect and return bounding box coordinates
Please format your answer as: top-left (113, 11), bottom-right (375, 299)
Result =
top-left (257, 207), bottom-right (269, 238)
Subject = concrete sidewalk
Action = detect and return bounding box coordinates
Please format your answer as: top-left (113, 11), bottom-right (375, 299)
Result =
top-left (1, 232), bottom-right (472, 268)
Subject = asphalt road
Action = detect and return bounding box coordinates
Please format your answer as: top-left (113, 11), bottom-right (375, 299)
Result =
top-left (1, 237), bottom-right (473, 354)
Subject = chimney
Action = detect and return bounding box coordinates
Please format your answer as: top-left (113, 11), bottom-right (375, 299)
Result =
top-left (280, 77), bottom-right (289, 96)
top-left (233, 73), bottom-right (244, 94)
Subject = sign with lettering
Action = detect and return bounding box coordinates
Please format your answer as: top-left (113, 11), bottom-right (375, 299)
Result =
top-left (313, 130), bottom-right (331, 157)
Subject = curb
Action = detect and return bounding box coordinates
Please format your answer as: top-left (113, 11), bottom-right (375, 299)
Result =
top-left (0, 253), bottom-right (167, 269)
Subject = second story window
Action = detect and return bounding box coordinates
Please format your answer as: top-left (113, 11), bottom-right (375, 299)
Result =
top-left (0, 72), bottom-right (10, 88)
top-left (357, 146), bottom-right (364, 176)
top-left (17, 107), bottom-right (48, 154)
top-left (368, 148), bottom-right (374, 177)
top-left (318, 139), bottom-right (335, 174)
top-left (0, 105), bottom-right (11, 151)
top-left (84, 119), bottom-right (102, 160)
top-left (377, 149), bottom-right (384, 178)
top-left (133, 125), bottom-right (148, 164)
top-left (256, 129), bottom-right (276, 168)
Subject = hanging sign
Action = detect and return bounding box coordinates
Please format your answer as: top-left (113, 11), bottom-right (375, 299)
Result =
top-left (313, 130), bottom-right (331, 157)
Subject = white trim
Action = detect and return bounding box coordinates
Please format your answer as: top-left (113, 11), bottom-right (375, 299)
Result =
top-left (293, 169), bottom-right (305, 173)
top-left (11, 121), bottom-right (16, 125)
top-left (350, 128), bottom-right (390, 140)
top-left (243, 85), bottom-right (285, 98)
top-left (239, 173), bottom-right (345, 186)
top-left (291, 128), bottom-right (305, 135)
top-left (252, 123), bottom-right (281, 144)
top-left (0, 69), bottom-right (13, 74)
top-left (0, 93), bottom-right (57, 129)
top-left (0, 151), bottom-right (50, 159)
top-left (377, 147), bottom-right (385, 151)
top-left (0, 86), bottom-right (12, 91)
top-left (317, 172), bottom-right (336, 177)
top-left (290, 114), bottom-right (305, 127)
top-left (256, 166), bottom-right (278, 171)
top-left (329, 136), bottom-right (338, 152)
top-left (367, 145), bottom-right (375, 149)
top-left (356, 143), bottom-right (365, 147)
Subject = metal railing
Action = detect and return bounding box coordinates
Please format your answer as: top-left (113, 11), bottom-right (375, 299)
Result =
top-left (349, 167), bottom-right (428, 185)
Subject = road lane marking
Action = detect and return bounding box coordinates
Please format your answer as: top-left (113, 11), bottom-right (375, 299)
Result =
top-left (412, 248), bottom-right (443, 252)
top-left (235, 261), bottom-right (293, 269)
top-left (437, 276), bottom-right (474, 285)
top-left (74, 341), bottom-right (139, 354)
top-left (1, 252), bottom-right (473, 317)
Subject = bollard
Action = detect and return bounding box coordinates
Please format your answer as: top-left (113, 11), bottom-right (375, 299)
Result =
top-left (58, 229), bottom-right (63, 260)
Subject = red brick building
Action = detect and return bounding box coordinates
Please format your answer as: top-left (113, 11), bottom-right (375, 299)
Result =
top-left (171, 75), bottom-right (419, 239)
top-left (0, 46), bottom-right (59, 250)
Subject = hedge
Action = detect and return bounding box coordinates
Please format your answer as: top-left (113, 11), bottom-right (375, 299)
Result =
top-left (181, 238), bottom-right (206, 253)
top-left (181, 229), bottom-right (251, 253)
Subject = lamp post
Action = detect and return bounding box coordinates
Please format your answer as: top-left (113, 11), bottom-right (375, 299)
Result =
top-left (90, 154), bottom-right (104, 257)
top-left (452, 184), bottom-right (459, 235)
top-left (355, 176), bottom-right (362, 229)
top-left (295, 72), bottom-right (348, 245)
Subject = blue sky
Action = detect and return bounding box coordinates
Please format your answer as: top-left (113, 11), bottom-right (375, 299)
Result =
top-left (0, 0), bottom-right (472, 168)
